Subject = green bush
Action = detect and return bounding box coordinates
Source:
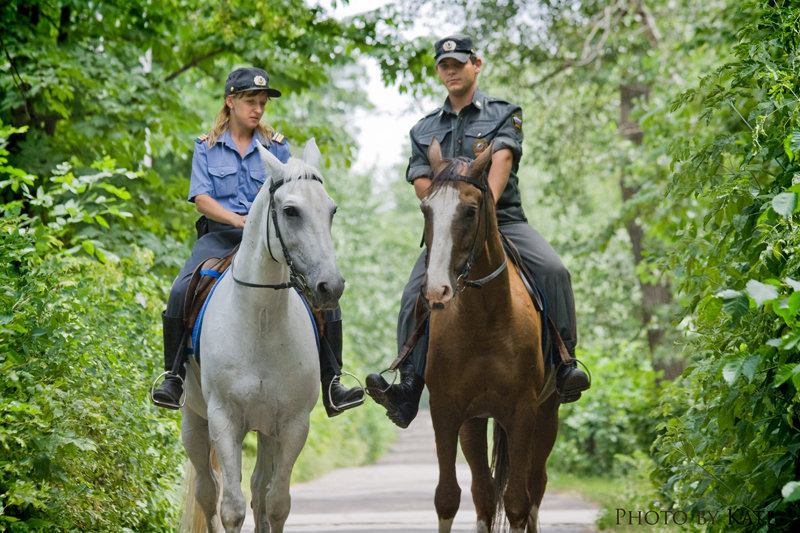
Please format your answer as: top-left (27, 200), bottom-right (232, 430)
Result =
top-left (549, 341), bottom-right (660, 477)
top-left (0, 219), bottom-right (185, 531)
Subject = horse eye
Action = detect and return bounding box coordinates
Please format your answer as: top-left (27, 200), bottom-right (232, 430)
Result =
top-left (283, 206), bottom-right (299, 217)
top-left (464, 205), bottom-right (477, 219)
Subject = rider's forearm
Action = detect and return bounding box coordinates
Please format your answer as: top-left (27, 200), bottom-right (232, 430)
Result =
top-left (194, 194), bottom-right (247, 228)
top-left (413, 177), bottom-right (432, 200)
top-left (487, 148), bottom-right (512, 204)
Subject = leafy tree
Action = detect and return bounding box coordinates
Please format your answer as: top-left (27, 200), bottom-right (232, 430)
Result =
top-left (651, 2), bottom-right (800, 529)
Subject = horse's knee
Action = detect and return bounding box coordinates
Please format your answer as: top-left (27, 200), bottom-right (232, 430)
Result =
top-left (434, 482), bottom-right (461, 520)
top-left (220, 491), bottom-right (246, 531)
top-left (503, 490), bottom-right (532, 530)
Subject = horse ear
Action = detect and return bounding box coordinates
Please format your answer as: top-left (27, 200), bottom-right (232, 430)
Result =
top-left (303, 138), bottom-right (322, 170)
top-left (257, 142), bottom-right (286, 181)
top-left (427, 137), bottom-right (447, 177)
top-left (468, 141), bottom-right (494, 182)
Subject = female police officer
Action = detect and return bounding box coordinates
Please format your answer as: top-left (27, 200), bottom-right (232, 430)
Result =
top-left (152, 67), bottom-right (363, 416)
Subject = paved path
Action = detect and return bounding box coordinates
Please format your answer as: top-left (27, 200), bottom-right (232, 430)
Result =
top-left (243, 410), bottom-right (599, 532)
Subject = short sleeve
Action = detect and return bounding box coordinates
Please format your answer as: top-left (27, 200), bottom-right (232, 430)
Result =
top-left (188, 141), bottom-right (212, 202)
top-left (491, 106), bottom-right (523, 162)
top-left (406, 128), bottom-right (433, 183)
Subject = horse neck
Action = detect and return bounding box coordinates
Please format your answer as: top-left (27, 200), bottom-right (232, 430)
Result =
top-left (470, 203), bottom-right (512, 300)
top-left (235, 187), bottom-right (290, 288)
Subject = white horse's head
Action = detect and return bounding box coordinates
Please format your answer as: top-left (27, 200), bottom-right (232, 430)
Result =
top-left (255, 139), bottom-right (345, 309)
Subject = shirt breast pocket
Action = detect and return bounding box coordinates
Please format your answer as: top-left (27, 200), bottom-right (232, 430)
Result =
top-left (418, 128), bottom-right (451, 149)
top-left (249, 168), bottom-right (267, 187)
top-left (464, 121), bottom-right (497, 158)
top-left (208, 165), bottom-right (238, 199)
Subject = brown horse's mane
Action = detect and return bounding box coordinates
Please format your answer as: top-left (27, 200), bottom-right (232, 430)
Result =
top-left (427, 156), bottom-right (495, 204)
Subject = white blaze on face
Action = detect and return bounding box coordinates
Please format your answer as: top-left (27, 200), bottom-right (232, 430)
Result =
top-left (424, 186), bottom-right (460, 305)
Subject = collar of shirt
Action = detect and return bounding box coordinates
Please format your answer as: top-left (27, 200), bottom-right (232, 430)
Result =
top-left (219, 129), bottom-right (267, 158)
top-left (442, 88), bottom-right (486, 116)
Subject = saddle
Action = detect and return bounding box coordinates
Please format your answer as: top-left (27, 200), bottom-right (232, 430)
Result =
top-left (182, 245), bottom-right (239, 334)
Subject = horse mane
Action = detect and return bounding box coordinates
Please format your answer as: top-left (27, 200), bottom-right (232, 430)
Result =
top-left (427, 156), bottom-right (494, 203)
top-left (278, 158), bottom-right (323, 185)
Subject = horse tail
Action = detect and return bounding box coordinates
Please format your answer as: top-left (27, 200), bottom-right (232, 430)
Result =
top-left (490, 419), bottom-right (510, 532)
top-left (179, 461), bottom-right (205, 533)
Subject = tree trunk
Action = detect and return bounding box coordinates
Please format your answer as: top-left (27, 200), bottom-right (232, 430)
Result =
top-left (619, 83), bottom-right (683, 380)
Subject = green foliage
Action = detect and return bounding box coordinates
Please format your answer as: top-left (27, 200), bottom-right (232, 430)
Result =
top-left (650, 2), bottom-right (800, 530)
top-left (549, 341), bottom-right (660, 476)
top-left (0, 218), bottom-right (185, 531)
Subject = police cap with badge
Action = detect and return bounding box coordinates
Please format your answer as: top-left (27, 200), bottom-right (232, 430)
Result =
top-left (225, 67), bottom-right (282, 98)
top-left (434, 34), bottom-right (477, 66)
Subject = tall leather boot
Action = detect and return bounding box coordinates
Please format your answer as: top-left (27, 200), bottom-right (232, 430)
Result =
top-left (151, 312), bottom-right (187, 410)
top-left (319, 311), bottom-right (364, 417)
top-left (365, 362), bottom-right (425, 429)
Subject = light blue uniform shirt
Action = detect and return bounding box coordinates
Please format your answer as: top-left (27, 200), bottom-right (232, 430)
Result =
top-left (188, 130), bottom-right (291, 215)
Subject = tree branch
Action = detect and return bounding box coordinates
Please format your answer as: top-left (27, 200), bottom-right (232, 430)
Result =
top-left (164, 50), bottom-right (225, 83)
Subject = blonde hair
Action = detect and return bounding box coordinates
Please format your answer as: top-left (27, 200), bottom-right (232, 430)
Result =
top-left (206, 90), bottom-right (275, 147)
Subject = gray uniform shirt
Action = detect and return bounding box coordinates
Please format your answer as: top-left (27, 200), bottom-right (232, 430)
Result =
top-left (406, 88), bottom-right (527, 225)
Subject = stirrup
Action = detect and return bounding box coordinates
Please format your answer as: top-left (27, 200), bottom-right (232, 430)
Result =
top-left (327, 371), bottom-right (365, 413)
top-left (366, 367), bottom-right (399, 395)
top-left (150, 371), bottom-right (186, 409)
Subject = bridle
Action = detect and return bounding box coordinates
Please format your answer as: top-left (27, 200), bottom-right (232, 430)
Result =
top-left (438, 173), bottom-right (508, 292)
top-left (231, 174), bottom-right (323, 293)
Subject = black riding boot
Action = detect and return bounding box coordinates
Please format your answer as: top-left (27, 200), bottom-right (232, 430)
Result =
top-left (555, 353), bottom-right (590, 404)
top-left (365, 362), bottom-right (425, 429)
top-left (151, 312), bottom-right (186, 410)
top-left (319, 312), bottom-right (364, 417)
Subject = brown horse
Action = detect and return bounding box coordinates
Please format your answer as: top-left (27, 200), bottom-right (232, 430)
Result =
top-left (420, 138), bottom-right (559, 533)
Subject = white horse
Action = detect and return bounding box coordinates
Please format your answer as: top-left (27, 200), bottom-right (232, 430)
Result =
top-left (180, 139), bottom-right (344, 533)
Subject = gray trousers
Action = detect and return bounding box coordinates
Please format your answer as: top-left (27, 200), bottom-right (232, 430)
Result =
top-left (397, 221), bottom-right (577, 376)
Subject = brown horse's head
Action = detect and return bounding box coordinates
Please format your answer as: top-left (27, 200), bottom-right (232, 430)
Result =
top-left (421, 137), bottom-right (494, 308)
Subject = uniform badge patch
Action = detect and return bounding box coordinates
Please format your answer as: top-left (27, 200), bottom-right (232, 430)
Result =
top-left (196, 133), bottom-right (209, 143)
top-left (473, 139), bottom-right (487, 155)
top-left (511, 113), bottom-right (523, 130)
top-left (442, 40), bottom-right (456, 51)
top-left (254, 75), bottom-right (267, 86)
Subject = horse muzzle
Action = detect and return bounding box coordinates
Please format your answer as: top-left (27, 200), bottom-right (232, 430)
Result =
top-left (303, 271), bottom-right (345, 310)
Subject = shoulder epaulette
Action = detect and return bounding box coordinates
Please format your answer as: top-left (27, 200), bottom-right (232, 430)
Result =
top-left (195, 133), bottom-right (209, 144)
top-left (270, 131), bottom-right (286, 145)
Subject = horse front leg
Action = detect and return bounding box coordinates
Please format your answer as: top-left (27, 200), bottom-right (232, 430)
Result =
top-left (501, 408), bottom-right (538, 533)
top-left (527, 394), bottom-right (560, 533)
top-left (264, 416), bottom-right (310, 533)
top-left (208, 410), bottom-right (247, 533)
top-left (251, 431), bottom-right (277, 533)
top-left (181, 407), bottom-right (224, 533)
top-left (431, 402), bottom-right (462, 533)
top-left (459, 418), bottom-right (494, 533)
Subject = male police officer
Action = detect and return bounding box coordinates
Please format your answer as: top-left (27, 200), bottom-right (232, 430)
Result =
top-left (366, 34), bottom-right (590, 428)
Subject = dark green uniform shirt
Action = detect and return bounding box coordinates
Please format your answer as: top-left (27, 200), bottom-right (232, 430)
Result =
top-left (406, 88), bottom-right (527, 225)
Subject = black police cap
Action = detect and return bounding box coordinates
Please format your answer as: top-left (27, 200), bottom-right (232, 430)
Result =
top-left (225, 67), bottom-right (281, 98)
top-left (434, 34), bottom-right (476, 65)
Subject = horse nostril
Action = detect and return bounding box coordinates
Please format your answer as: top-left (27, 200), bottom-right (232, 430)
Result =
top-left (317, 281), bottom-right (329, 295)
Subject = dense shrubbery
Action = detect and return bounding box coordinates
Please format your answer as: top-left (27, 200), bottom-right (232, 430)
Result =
top-left (0, 125), bottom-right (186, 530)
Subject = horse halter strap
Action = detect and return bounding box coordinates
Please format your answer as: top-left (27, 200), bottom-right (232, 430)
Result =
top-left (447, 174), bottom-right (508, 290)
top-left (232, 174), bottom-right (323, 292)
